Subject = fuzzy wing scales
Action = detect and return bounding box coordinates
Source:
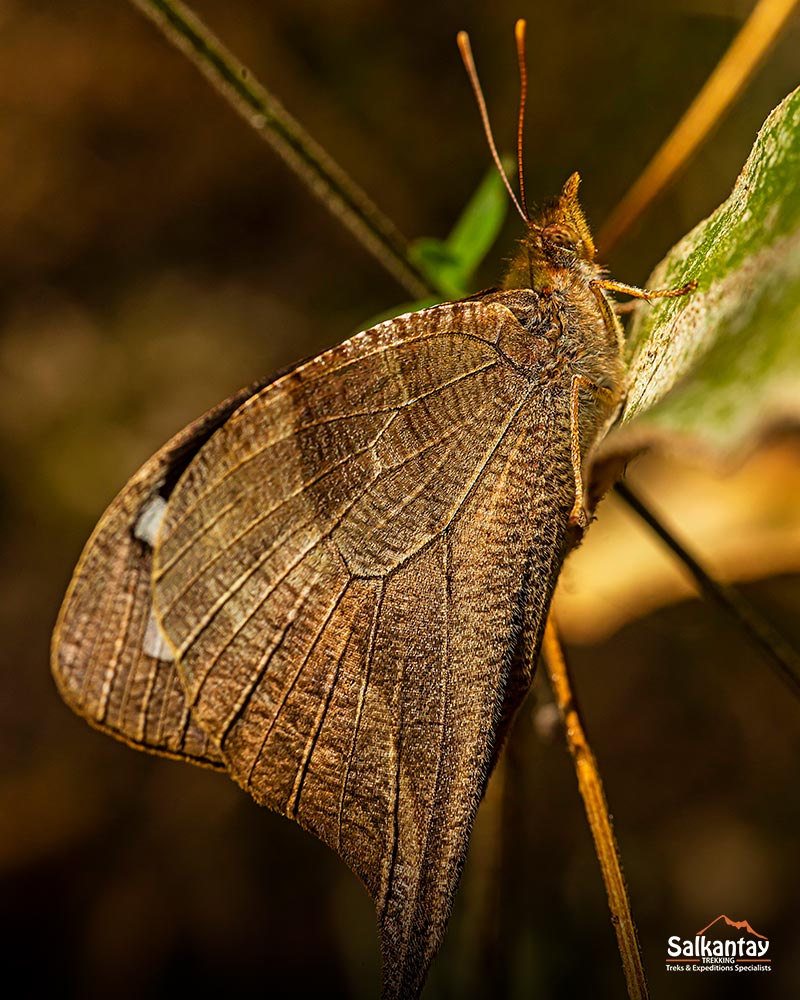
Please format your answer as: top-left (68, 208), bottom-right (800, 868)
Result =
top-left (152, 301), bottom-right (566, 997)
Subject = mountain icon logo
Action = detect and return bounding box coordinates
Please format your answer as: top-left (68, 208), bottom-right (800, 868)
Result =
top-left (696, 915), bottom-right (768, 940)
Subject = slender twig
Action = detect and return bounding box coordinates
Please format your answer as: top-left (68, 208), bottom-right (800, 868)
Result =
top-left (599, 0), bottom-right (799, 252)
top-left (127, 0), bottom-right (431, 297)
top-left (542, 619), bottom-right (649, 1000)
top-left (615, 480), bottom-right (800, 697)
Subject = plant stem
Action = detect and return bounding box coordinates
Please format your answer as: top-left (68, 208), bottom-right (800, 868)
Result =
top-left (542, 618), bottom-right (649, 1000)
top-left (127, 0), bottom-right (432, 297)
top-left (615, 480), bottom-right (800, 697)
top-left (599, 0), bottom-right (799, 252)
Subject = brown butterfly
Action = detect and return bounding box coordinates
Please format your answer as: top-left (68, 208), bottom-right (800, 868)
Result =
top-left (51, 22), bottom-right (693, 999)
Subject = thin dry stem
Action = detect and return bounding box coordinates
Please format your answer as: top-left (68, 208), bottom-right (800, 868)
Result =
top-left (615, 480), bottom-right (800, 697)
top-left (599, 0), bottom-right (799, 252)
top-left (542, 618), bottom-right (649, 1000)
top-left (128, 0), bottom-right (430, 297)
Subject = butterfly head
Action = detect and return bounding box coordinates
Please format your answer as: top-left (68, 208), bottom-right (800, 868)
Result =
top-left (503, 173), bottom-right (599, 291)
top-left (535, 172), bottom-right (596, 261)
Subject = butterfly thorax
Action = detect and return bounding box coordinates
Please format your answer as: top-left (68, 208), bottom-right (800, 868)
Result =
top-left (496, 173), bottom-right (625, 403)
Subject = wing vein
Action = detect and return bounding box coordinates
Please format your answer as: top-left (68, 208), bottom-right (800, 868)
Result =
top-left (156, 415), bottom-right (392, 582)
top-left (213, 562), bottom-right (328, 745)
top-left (166, 356), bottom-right (498, 537)
top-left (288, 610), bottom-right (362, 819)
top-left (336, 579), bottom-right (386, 852)
top-left (244, 578), bottom-right (351, 789)
top-left (380, 657), bottom-right (405, 922)
top-left (134, 610), bottom-right (160, 744)
top-left (97, 585), bottom-right (136, 724)
top-left (380, 385), bottom-right (535, 581)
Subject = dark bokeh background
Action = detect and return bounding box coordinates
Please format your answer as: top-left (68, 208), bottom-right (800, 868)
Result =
top-left (2, 1), bottom-right (799, 997)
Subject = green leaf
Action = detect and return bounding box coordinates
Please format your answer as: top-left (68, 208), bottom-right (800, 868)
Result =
top-left (408, 166), bottom-right (509, 300)
top-left (409, 239), bottom-right (465, 300)
top-left (607, 86), bottom-right (800, 461)
top-left (443, 165), bottom-right (510, 281)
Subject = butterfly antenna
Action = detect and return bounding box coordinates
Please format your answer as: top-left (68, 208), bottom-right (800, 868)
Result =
top-left (457, 29), bottom-right (527, 223)
top-left (514, 19), bottom-right (529, 221)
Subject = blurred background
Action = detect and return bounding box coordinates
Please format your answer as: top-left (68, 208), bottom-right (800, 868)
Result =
top-left (2, 0), bottom-right (799, 996)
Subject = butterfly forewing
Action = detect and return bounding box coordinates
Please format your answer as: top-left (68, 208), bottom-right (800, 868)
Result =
top-left (151, 299), bottom-right (576, 997)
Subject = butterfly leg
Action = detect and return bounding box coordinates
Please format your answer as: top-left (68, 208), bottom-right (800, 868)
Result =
top-left (569, 375), bottom-right (616, 527)
top-left (588, 276), bottom-right (696, 350)
top-left (593, 277), bottom-right (697, 300)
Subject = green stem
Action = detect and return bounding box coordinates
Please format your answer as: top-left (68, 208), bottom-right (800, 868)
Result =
top-left (128, 0), bottom-right (432, 297)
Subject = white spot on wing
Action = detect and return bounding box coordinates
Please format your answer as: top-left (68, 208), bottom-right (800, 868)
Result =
top-left (143, 608), bottom-right (175, 662)
top-left (134, 495), bottom-right (168, 547)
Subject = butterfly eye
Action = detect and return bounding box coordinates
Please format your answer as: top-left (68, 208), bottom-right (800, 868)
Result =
top-left (543, 225), bottom-right (580, 253)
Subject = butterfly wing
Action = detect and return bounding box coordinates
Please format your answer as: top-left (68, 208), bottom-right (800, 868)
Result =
top-left (153, 299), bottom-right (573, 997)
top-left (51, 379), bottom-right (274, 768)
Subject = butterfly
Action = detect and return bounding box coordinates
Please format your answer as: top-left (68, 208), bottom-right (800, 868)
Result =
top-left (50, 22), bottom-right (693, 999)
